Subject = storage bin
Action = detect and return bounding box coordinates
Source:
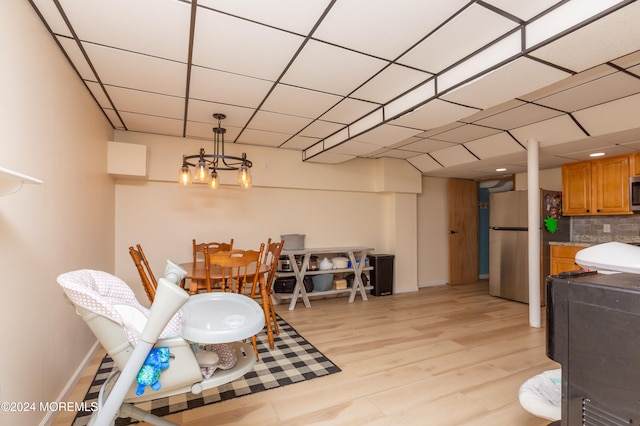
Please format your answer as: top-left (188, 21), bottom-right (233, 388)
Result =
top-left (312, 274), bottom-right (333, 291)
top-left (280, 234), bottom-right (305, 250)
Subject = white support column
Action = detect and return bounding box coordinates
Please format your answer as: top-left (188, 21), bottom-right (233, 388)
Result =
top-left (527, 139), bottom-right (541, 327)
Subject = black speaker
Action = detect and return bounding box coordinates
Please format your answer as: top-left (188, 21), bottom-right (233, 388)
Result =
top-left (367, 254), bottom-right (394, 296)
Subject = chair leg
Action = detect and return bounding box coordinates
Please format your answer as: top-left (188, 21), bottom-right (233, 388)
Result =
top-left (269, 299), bottom-right (279, 335)
top-left (251, 335), bottom-right (259, 361)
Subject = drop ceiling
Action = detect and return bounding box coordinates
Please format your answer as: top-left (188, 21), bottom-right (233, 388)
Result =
top-left (30, 0), bottom-right (640, 180)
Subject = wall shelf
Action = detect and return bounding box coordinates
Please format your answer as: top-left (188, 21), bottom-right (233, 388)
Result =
top-left (0, 166), bottom-right (43, 197)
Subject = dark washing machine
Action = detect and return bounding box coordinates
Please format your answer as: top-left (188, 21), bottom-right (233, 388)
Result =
top-left (367, 254), bottom-right (394, 296)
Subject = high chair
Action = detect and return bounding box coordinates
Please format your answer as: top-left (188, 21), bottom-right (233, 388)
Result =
top-left (57, 261), bottom-right (264, 426)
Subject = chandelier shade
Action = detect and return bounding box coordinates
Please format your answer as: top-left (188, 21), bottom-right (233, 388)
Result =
top-left (179, 113), bottom-right (252, 189)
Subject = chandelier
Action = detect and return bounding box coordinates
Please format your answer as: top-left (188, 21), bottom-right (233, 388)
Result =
top-left (178, 113), bottom-right (252, 189)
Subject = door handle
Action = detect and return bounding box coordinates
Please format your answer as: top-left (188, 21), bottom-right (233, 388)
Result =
top-left (448, 230), bottom-right (458, 234)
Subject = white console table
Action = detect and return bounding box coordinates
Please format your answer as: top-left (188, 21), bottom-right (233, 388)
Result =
top-left (275, 246), bottom-right (374, 311)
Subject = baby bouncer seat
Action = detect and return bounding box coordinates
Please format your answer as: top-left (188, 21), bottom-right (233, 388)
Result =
top-left (57, 262), bottom-right (265, 426)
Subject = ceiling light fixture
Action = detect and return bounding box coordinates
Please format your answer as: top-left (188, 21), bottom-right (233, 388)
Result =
top-left (179, 113), bottom-right (252, 189)
top-left (496, 168), bottom-right (507, 172)
top-left (589, 152), bottom-right (605, 157)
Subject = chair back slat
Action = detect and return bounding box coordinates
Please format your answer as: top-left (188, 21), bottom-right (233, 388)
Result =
top-left (129, 244), bottom-right (157, 303)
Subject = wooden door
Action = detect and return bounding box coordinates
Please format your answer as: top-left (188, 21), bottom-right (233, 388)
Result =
top-left (448, 179), bottom-right (478, 285)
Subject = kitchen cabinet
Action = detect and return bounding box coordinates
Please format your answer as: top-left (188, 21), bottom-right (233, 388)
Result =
top-left (631, 152), bottom-right (640, 176)
top-left (273, 246), bottom-right (374, 310)
top-left (562, 155), bottom-right (631, 215)
top-left (550, 244), bottom-right (587, 275)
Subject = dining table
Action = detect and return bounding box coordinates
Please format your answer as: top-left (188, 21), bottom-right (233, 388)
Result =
top-left (179, 261), bottom-right (275, 350)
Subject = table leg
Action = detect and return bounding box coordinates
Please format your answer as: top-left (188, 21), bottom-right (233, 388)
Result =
top-left (347, 251), bottom-right (369, 303)
top-left (288, 253), bottom-right (311, 311)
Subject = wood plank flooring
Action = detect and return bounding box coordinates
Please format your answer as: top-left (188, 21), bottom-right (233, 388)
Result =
top-left (51, 280), bottom-right (559, 425)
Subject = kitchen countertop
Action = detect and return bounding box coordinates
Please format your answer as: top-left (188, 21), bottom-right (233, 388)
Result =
top-left (549, 241), bottom-right (592, 247)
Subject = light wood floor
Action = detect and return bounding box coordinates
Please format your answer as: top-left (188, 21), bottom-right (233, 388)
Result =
top-left (52, 281), bottom-right (558, 425)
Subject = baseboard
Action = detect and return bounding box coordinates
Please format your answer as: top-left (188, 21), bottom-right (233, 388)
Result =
top-left (39, 340), bottom-right (100, 426)
top-left (418, 280), bottom-right (447, 288)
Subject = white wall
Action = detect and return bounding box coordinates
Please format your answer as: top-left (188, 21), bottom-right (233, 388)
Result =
top-left (0, 2), bottom-right (115, 425)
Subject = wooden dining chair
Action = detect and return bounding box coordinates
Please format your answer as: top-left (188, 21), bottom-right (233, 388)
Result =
top-left (259, 238), bottom-right (284, 337)
top-left (192, 238), bottom-right (234, 292)
top-left (129, 244), bottom-right (157, 303)
top-left (207, 244), bottom-right (265, 360)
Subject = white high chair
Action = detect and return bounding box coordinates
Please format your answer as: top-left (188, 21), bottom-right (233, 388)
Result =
top-left (57, 261), bottom-right (265, 426)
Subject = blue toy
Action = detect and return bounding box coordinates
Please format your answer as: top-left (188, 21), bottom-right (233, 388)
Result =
top-left (136, 347), bottom-right (170, 395)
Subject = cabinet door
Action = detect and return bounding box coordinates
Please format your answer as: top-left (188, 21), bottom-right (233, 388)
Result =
top-left (550, 245), bottom-right (583, 275)
top-left (592, 155), bottom-right (630, 214)
top-left (562, 161), bottom-right (591, 215)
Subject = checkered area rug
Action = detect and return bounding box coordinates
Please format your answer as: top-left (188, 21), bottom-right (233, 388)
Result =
top-left (72, 317), bottom-right (340, 425)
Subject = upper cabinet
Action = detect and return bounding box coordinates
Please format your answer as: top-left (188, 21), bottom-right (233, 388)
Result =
top-left (562, 155), bottom-right (631, 216)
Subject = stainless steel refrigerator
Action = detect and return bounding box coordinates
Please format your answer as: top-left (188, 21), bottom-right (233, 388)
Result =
top-left (489, 189), bottom-right (569, 304)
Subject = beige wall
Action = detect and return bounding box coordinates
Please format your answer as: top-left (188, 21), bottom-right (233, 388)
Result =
top-left (111, 131), bottom-right (423, 302)
top-left (0, 2), bottom-right (115, 425)
top-left (417, 177), bottom-right (449, 287)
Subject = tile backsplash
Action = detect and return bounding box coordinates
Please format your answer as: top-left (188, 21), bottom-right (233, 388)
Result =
top-left (571, 215), bottom-right (640, 243)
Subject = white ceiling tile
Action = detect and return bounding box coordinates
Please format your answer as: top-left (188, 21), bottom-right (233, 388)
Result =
top-left (103, 109), bottom-right (124, 129)
top-left (390, 99), bottom-right (478, 130)
top-left (573, 93), bottom-right (640, 136)
top-left (384, 79), bottom-right (436, 119)
top-left (465, 133), bottom-right (524, 159)
top-left (59, 0), bottom-right (190, 61)
top-left (315, 0), bottom-right (469, 60)
top-left (352, 124), bottom-right (422, 147)
top-left (473, 103), bottom-right (564, 130)
top-left (281, 40), bottom-right (388, 96)
top-left (281, 135), bottom-right (319, 151)
top-left (534, 71), bottom-right (640, 112)
top-left (297, 120), bottom-right (345, 139)
top-left (248, 111), bottom-right (313, 134)
top-left (192, 8), bottom-right (304, 81)
top-left (519, 64), bottom-right (616, 102)
top-left (304, 151), bottom-right (354, 164)
top-left (31, 0), bottom-right (72, 36)
top-left (371, 149), bottom-right (422, 160)
top-left (261, 84), bottom-right (342, 119)
top-left (56, 36), bottom-right (96, 81)
top-left (463, 99), bottom-right (525, 123)
top-left (430, 145), bottom-right (478, 167)
top-left (437, 31), bottom-right (522, 93)
top-left (441, 57), bottom-right (571, 109)
top-left (481, 0), bottom-right (563, 21)
top-left (106, 86), bottom-right (184, 119)
top-left (600, 128), bottom-right (640, 144)
top-left (407, 154), bottom-right (443, 173)
top-left (399, 3), bottom-right (518, 73)
top-left (329, 140), bottom-right (381, 156)
top-left (398, 139), bottom-right (457, 153)
top-left (320, 98), bottom-right (380, 125)
top-left (186, 121), bottom-right (242, 141)
top-left (83, 43), bottom-right (186, 96)
top-left (432, 124), bottom-right (502, 143)
top-left (186, 101), bottom-right (253, 128)
top-left (237, 128), bottom-right (292, 147)
top-left (612, 50), bottom-right (640, 69)
top-left (527, 1), bottom-right (640, 72)
top-left (512, 115), bottom-right (588, 147)
top-left (189, 66), bottom-right (273, 109)
top-left (351, 65), bottom-right (433, 104)
top-left (119, 112), bottom-right (183, 136)
top-left (197, 0), bottom-right (331, 35)
top-left (86, 81), bottom-right (111, 109)
top-left (539, 137), bottom-right (616, 155)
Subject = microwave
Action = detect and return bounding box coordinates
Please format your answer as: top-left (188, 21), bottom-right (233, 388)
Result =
top-left (631, 176), bottom-right (640, 211)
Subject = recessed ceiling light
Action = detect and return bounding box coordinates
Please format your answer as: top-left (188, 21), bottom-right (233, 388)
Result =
top-left (589, 152), bottom-right (605, 157)
top-left (496, 168), bottom-right (507, 172)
